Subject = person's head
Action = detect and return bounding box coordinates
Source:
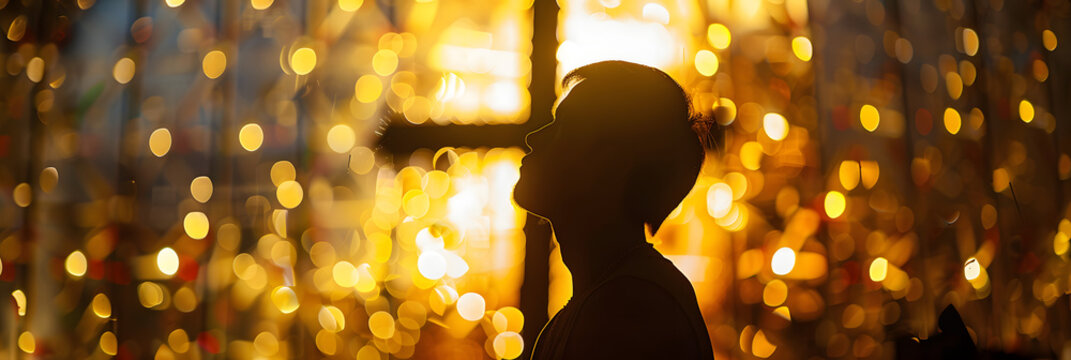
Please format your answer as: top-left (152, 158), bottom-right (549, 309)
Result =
top-left (514, 60), bottom-right (714, 234)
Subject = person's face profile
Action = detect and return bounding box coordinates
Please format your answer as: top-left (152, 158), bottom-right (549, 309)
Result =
top-left (514, 79), bottom-right (592, 217)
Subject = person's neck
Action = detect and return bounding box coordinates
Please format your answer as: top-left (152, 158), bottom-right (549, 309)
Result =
top-left (550, 216), bottom-right (648, 294)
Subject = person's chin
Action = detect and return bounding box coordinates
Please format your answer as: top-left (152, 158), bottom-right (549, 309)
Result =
top-left (511, 180), bottom-right (541, 215)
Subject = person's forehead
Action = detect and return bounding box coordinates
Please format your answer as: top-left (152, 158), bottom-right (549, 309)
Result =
top-left (552, 78), bottom-right (584, 119)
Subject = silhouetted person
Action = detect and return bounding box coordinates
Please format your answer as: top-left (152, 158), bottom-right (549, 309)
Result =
top-left (514, 61), bottom-right (716, 359)
top-left (895, 305), bottom-right (979, 360)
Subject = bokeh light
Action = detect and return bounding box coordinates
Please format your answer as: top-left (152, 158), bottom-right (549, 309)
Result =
top-left (157, 247), bottom-right (180, 276)
top-left (771, 247), bottom-right (796, 276)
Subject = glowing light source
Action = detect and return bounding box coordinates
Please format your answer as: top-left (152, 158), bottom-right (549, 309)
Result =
top-left (92, 293), bottom-right (112, 318)
top-left (791, 36), bottom-right (813, 61)
top-left (771, 247), bottom-right (796, 276)
top-left (773, 306), bottom-right (791, 320)
top-left (13, 183), bottom-right (31, 207)
top-left (456, 292), bottom-right (486, 321)
top-left (839, 161), bottom-right (860, 190)
top-left (339, 0), bottom-right (363, 11)
top-left (372, 49), bottom-right (399, 76)
top-left (270, 161), bottom-right (297, 186)
top-left (694, 50), bottom-right (719, 76)
top-left (254, 332), bottom-right (279, 356)
top-left (860, 105), bottom-right (879, 132)
top-left (946, 72), bottom-right (963, 99)
top-left (190, 176), bottom-right (213, 203)
top-left (943, 107), bottom-right (961, 135)
top-left (174, 288), bottom-right (197, 312)
top-left (26, 57), bottom-right (43, 82)
top-left (349, 147), bottom-right (376, 175)
top-left (486, 81), bottom-right (522, 114)
top-left (165, 0), bottom-right (185, 7)
top-left (762, 279), bottom-right (788, 307)
top-left (326, 124), bottom-right (356, 153)
top-left (368, 311), bottom-right (396, 339)
top-left (100, 332), bottom-right (118, 355)
top-left (963, 257), bottom-right (981, 280)
top-left (149, 128), bottom-right (172, 157)
top-left (1019, 100), bottom-right (1034, 123)
top-left (403, 190), bottom-right (431, 218)
top-left (319, 306), bottom-right (346, 332)
top-left (168, 329), bottom-right (189, 353)
top-left (65, 250), bottom-right (87, 277)
top-left (7, 16), bottom-right (26, 42)
top-left (12, 290), bottom-right (26, 316)
top-left (962, 28), bottom-right (979, 56)
top-left (291, 47), bottom-right (317, 75)
top-left (157, 247), bottom-right (180, 275)
top-left (277, 180), bottom-right (304, 209)
top-left (239, 123), bottom-right (264, 151)
top-left (1043, 29), bottom-right (1058, 51)
top-left (763, 113), bottom-right (788, 141)
top-left (398, 301), bottom-right (429, 329)
top-left (355, 75), bottom-right (383, 103)
top-left (251, 0), bottom-right (274, 10)
top-left (357, 345), bottom-right (381, 360)
top-left (18, 332), bottom-right (34, 353)
top-left (355, 263), bottom-right (376, 292)
top-left (202, 50), bottom-right (226, 79)
top-left (113, 57), bottom-right (135, 84)
top-left (824, 191), bottom-right (846, 218)
top-left (271, 286), bottom-right (300, 313)
top-left (740, 142), bottom-right (764, 170)
top-left (493, 331), bottom-right (524, 359)
top-left (707, 24), bottom-right (731, 49)
top-left (418, 251), bottom-right (448, 280)
top-left (706, 183), bottom-right (733, 219)
top-left (752, 330), bottom-right (776, 358)
top-left (40, 167), bottom-right (58, 193)
top-left (993, 168), bottom-right (1010, 192)
top-left (332, 261), bottom-right (358, 287)
top-left (183, 211), bottom-right (209, 240)
top-left (869, 257), bottom-right (888, 282)
top-left (138, 282), bottom-right (164, 308)
top-left (1054, 232), bottom-right (1069, 256)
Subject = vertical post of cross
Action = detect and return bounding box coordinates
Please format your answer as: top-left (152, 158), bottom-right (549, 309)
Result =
top-left (519, 0), bottom-right (558, 358)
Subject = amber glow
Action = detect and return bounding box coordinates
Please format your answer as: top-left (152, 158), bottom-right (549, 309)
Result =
top-left (824, 191), bottom-right (846, 218)
top-left (239, 123), bottom-right (264, 151)
top-left (66, 250), bottom-right (88, 277)
top-left (149, 128), bottom-right (172, 157)
top-left (157, 247), bottom-right (180, 276)
top-left (771, 247), bottom-right (796, 276)
top-left (791, 36), bottom-right (813, 61)
top-left (291, 48), bottom-right (317, 75)
top-left (202, 50), bottom-right (227, 79)
top-left (3, 1), bottom-right (1067, 358)
top-left (869, 257), bottom-right (888, 282)
top-left (1019, 100), bottom-right (1035, 123)
top-left (707, 24), bottom-right (731, 49)
top-left (763, 113), bottom-right (789, 141)
top-left (860, 105), bottom-right (879, 132)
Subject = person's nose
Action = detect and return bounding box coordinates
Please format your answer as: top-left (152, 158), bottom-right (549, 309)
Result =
top-left (523, 122), bottom-right (553, 154)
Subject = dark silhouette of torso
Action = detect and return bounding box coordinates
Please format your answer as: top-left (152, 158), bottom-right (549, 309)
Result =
top-left (530, 243), bottom-right (714, 359)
